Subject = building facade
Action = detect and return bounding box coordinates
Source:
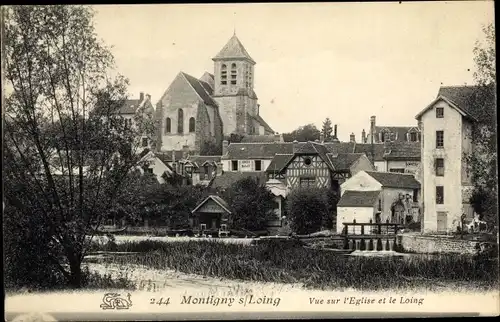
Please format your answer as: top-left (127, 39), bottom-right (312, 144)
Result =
top-left (415, 86), bottom-right (476, 233)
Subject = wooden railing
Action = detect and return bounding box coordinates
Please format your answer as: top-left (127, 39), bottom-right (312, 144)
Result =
top-left (342, 219), bottom-right (404, 251)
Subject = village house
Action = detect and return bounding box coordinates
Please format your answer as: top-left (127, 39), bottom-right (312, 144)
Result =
top-left (154, 33), bottom-right (275, 155)
top-left (136, 149), bottom-right (175, 184)
top-left (337, 170), bottom-right (421, 234)
top-left (415, 85), bottom-right (477, 233)
top-left (361, 115), bottom-right (421, 144)
top-left (116, 92), bottom-right (156, 154)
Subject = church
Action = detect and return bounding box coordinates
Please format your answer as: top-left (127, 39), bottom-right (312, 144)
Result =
top-left (154, 33), bottom-right (275, 154)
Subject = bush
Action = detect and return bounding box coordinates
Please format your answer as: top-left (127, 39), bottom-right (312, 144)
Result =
top-left (286, 188), bottom-right (335, 234)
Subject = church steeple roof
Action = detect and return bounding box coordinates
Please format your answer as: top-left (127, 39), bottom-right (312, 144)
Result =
top-left (212, 34), bottom-right (256, 64)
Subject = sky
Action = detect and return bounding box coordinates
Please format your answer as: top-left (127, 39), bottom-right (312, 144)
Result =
top-left (92, 2), bottom-right (494, 142)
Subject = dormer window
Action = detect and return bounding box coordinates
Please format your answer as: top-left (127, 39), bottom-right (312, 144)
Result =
top-left (383, 132), bottom-right (390, 142)
top-left (231, 63), bottom-right (237, 85)
top-left (410, 132), bottom-right (418, 142)
top-left (221, 64), bottom-right (227, 85)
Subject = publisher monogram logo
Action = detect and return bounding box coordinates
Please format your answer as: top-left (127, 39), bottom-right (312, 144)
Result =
top-left (100, 293), bottom-right (133, 310)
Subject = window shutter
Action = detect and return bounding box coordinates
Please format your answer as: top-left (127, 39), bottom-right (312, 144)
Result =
top-left (406, 133), bottom-right (410, 142)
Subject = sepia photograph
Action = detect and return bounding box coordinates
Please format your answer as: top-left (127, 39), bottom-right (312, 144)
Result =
top-left (2, 2), bottom-right (498, 320)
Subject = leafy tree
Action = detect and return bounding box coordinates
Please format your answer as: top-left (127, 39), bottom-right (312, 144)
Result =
top-left (200, 140), bottom-right (222, 155)
top-left (3, 5), bottom-right (156, 289)
top-left (282, 124), bottom-right (321, 142)
top-left (466, 23), bottom-right (497, 227)
top-left (286, 188), bottom-right (335, 234)
top-left (321, 118), bottom-right (334, 142)
top-left (223, 177), bottom-right (276, 231)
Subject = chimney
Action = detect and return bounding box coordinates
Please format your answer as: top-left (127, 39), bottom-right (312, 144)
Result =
top-left (274, 132), bottom-right (281, 142)
top-left (216, 161), bottom-right (223, 176)
top-left (350, 133), bottom-right (356, 143)
top-left (370, 116), bottom-right (376, 144)
top-left (222, 140), bottom-right (229, 156)
top-left (334, 124), bottom-right (338, 139)
top-left (139, 92), bottom-right (144, 102)
top-left (319, 133), bottom-right (324, 143)
top-left (293, 140), bottom-right (299, 153)
top-left (361, 129), bottom-right (366, 143)
top-left (182, 145), bottom-right (190, 159)
top-left (145, 93), bottom-right (151, 101)
top-left (257, 104), bottom-right (260, 115)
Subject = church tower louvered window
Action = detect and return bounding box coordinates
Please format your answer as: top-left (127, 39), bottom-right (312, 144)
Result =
top-left (178, 109), bottom-right (184, 134)
top-left (231, 63), bottom-right (237, 85)
top-left (221, 64), bottom-right (227, 85)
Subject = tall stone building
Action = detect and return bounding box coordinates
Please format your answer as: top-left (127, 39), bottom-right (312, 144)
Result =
top-left (155, 33), bottom-right (275, 154)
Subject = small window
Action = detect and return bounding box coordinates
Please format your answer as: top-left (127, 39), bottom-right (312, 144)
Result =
top-left (230, 63), bottom-right (237, 85)
top-left (378, 199), bottom-right (382, 211)
top-left (142, 138), bottom-right (148, 147)
top-left (436, 107), bottom-right (444, 118)
top-left (200, 224), bottom-right (207, 231)
top-left (145, 168), bottom-right (153, 174)
top-left (299, 177), bottom-right (316, 188)
top-left (221, 64), bottom-right (227, 85)
top-left (231, 160), bottom-right (238, 171)
top-left (178, 109), bottom-right (184, 134)
top-left (389, 168), bottom-right (405, 173)
top-left (412, 189), bottom-right (418, 202)
top-left (384, 132), bottom-right (391, 142)
top-left (435, 158), bottom-right (444, 176)
top-left (436, 186), bottom-right (444, 204)
top-left (436, 131), bottom-right (444, 148)
top-left (304, 157), bottom-right (312, 166)
top-left (254, 160), bottom-right (262, 171)
top-left (189, 117), bottom-right (195, 133)
top-left (165, 117), bottom-right (171, 134)
top-left (410, 132), bottom-right (418, 142)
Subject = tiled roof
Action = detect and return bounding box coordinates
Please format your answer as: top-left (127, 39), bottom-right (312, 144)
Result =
top-left (241, 135), bottom-right (280, 143)
top-left (324, 142), bottom-right (357, 154)
top-left (192, 195), bottom-right (231, 214)
top-left (213, 34), bottom-right (256, 64)
top-left (352, 143), bottom-right (386, 162)
top-left (156, 151), bottom-right (187, 163)
top-left (375, 126), bottom-right (417, 142)
top-left (181, 72), bottom-right (218, 107)
top-left (187, 155), bottom-right (222, 167)
top-left (266, 154), bottom-right (294, 173)
top-left (338, 190), bottom-right (381, 208)
top-left (210, 171), bottom-right (268, 189)
top-left (327, 153), bottom-right (365, 170)
top-left (365, 171), bottom-right (421, 189)
top-left (224, 142), bottom-right (294, 160)
top-left (118, 99), bottom-right (140, 114)
top-left (438, 86), bottom-right (480, 118)
top-left (383, 141), bottom-right (421, 160)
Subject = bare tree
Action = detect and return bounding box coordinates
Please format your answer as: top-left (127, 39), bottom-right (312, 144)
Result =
top-left (3, 5), bottom-right (156, 288)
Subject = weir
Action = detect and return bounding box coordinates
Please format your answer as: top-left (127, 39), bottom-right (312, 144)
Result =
top-left (343, 219), bottom-right (403, 252)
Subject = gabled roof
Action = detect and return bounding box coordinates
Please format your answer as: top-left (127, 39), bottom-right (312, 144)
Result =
top-left (224, 142), bottom-right (294, 160)
top-left (352, 143), bottom-right (386, 162)
top-left (156, 151), bottom-right (187, 164)
top-left (327, 153), bottom-right (365, 171)
top-left (191, 195), bottom-right (232, 214)
top-left (187, 155), bottom-right (222, 167)
top-left (365, 171), bottom-right (420, 189)
top-left (382, 141), bottom-right (421, 161)
top-left (338, 190), bottom-right (381, 208)
top-left (241, 135), bottom-right (281, 143)
top-left (212, 34), bottom-right (256, 64)
top-left (249, 113), bottom-right (274, 134)
top-left (181, 72), bottom-right (218, 107)
top-left (118, 99), bottom-right (141, 114)
top-left (210, 171), bottom-right (268, 189)
top-left (415, 85), bottom-right (480, 121)
top-left (266, 154), bottom-right (294, 174)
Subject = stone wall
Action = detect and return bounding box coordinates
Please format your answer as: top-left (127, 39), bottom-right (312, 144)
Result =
top-left (400, 233), bottom-right (480, 255)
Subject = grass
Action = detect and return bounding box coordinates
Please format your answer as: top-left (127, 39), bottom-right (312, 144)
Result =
top-left (88, 239), bottom-right (499, 291)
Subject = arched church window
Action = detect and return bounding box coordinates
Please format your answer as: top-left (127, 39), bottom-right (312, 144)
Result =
top-left (231, 63), bottom-right (237, 85)
top-left (221, 64), bottom-right (227, 85)
top-left (165, 117), bottom-right (171, 134)
top-left (189, 117), bottom-right (195, 133)
top-left (178, 109), bottom-right (184, 134)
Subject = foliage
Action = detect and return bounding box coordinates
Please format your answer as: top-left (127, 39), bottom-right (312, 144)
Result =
top-left (3, 5), bottom-right (157, 289)
top-left (286, 188), bottom-right (336, 234)
top-left (321, 118), bottom-right (334, 142)
top-left (282, 124), bottom-right (321, 142)
top-left (200, 140), bottom-right (222, 155)
top-left (466, 23), bottom-right (497, 227)
top-left (223, 177), bottom-right (276, 231)
top-left (100, 240), bottom-right (499, 291)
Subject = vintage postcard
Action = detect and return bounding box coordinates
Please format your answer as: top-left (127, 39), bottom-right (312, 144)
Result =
top-left (3, 2), bottom-right (498, 321)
